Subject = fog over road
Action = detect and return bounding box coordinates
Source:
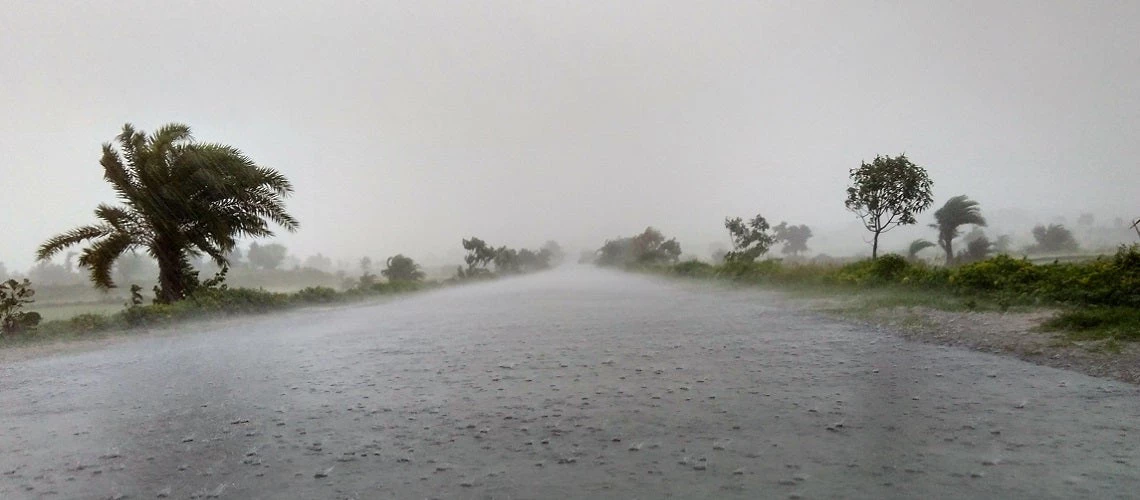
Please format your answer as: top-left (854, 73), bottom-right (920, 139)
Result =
top-left (2, 267), bottom-right (1138, 499)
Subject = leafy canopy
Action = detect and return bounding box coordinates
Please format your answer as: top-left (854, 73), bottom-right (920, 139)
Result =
top-left (844, 154), bottom-right (934, 257)
top-left (931, 195), bottom-right (986, 265)
top-left (724, 214), bottom-right (777, 262)
top-left (37, 123), bottom-right (298, 302)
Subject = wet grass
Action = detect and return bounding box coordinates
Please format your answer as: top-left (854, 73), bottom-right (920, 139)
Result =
top-left (34, 302), bottom-right (125, 321)
top-left (1, 282), bottom-right (433, 349)
top-left (1041, 307), bottom-right (1140, 342)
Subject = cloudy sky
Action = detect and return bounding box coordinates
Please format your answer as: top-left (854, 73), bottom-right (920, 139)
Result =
top-left (2, 0), bottom-right (1137, 270)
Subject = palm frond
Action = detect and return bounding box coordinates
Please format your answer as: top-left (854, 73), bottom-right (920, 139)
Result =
top-left (37, 224), bottom-right (116, 261)
top-left (76, 231), bottom-right (134, 289)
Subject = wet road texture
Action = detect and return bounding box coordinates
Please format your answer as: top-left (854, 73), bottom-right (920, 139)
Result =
top-left (2, 267), bottom-right (1139, 499)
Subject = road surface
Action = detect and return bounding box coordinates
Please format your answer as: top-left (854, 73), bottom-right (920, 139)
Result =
top-left (2, 268), bottom-right (1138, 499)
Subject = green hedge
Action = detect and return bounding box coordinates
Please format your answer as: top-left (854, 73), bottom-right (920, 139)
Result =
top-left (664, 245), bottom-right (1140, 309)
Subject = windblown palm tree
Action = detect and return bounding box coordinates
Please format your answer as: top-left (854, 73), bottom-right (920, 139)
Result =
top-left (381, 254), bottom-right (426, 282)
top-left (930, 195), bottom-right (986, 265)
top-left (37, 123), bottom-right (299, 303)
top-left (906, 239), bottom-right (936, 260)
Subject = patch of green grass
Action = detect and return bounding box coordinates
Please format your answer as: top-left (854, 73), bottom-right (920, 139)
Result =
top-left (34, 302), bottom-right (125, 321)
top-left (1041, 307), bottom-right (1140, 341)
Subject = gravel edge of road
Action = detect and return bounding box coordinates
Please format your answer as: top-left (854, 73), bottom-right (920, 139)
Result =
top-left (816, 302), bottom-right (1140, 385)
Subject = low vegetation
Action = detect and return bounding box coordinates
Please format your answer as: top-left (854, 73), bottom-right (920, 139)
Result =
top-left (1, 274), bottom-right (434, 346)
top-left (627, 245), bottom-right (1140, 342)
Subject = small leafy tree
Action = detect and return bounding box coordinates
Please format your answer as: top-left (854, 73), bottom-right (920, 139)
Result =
top-left (462, 237), bottom-right (497, 272)
top-left (493, 247), bottom-right (521, 274)
top-left (1029, 224), bottom-right (1079, 254)
top-left (931, 195), bottom-right (986, 266)
top-left (844, 154), bottom-right (934, 258)
top-left (773, 222), bottom-right (812, 257)
top-left (0, 279), bottom-right (41, 335)
top-left (724, 214), bottom-right (777, 262)
top-left (381, 254), bottom-right (425, 282)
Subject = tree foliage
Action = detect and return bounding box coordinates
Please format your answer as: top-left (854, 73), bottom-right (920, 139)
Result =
top-left (844, 154), bottom-right (934, 258)
top-left (462, 237), bottom-right (497, 272)
top-left (931, 195), bottom-right (986, 266)
top-left (958, 234), bottom-right (993, 264)
top-left (455, 238), bottom-right (555, 279)
top-left (773, 222), bottom-right (812, 256)
top-left (596, 227), bottom-right (682, 266)
top-left (248, 242), bottom-right (289, 271)
top-left (724, 214), bottom-right (777, 262)
top-left (36, 123), bottom-right (298, 303)
top-left (1030, 224), bottom-right (1079, 254)
top-left (907, 239), bottom-right (936, 260)
top-left (381, 254), bottom-right (425, 282)
top-left (0, 279), bottom-right (41, 335)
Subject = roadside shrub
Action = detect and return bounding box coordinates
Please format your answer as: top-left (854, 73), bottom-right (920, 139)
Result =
top-left (1, 278), bottom-right (42, 335)
top-left (900, 262), bottom-right (951, 287)
top-left (1043, 245), bottom-right (1140, 308)
top-left (293, 286), bottom-right (340, 304)
top-left (671, 260), bottom-right (716, 278)
top-left (1042, 307), bottom-right (1140, 341)
top-left (870, 254), bottom-right (909, 282)
top-left (951, 254), bottom-right (1042, 293)
top-left (121, 303), bottom-right (175, 327)
top-left (370, 280), bottom-right (423, 295)
top-left (62, 313), bottom-right (113, 333)
top-left (184, 287), bottom-right (291, 314)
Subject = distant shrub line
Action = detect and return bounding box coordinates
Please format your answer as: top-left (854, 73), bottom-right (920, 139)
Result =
top-left (11, 280), bottom-right (432, 343)
top-left (660, 246), bottom-right (1140, 307)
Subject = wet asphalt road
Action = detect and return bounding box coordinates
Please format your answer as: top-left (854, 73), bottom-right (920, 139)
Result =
top-left (2, 267), bottom-right (1139, 499)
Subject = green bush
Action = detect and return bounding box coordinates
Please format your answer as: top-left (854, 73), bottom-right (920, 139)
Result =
top-left (1042, 307), bottom-right (1140, 341)
top-left (293, 286), bottom-right (341, 304)
top-left (951, 254), bottom-right (1042, 293)
top-left (671, 260), bottom-right (716, 278)
top-left (62, 313), bottom-right (113, 333)
top-left (870, 254), bottom-right (909, 282)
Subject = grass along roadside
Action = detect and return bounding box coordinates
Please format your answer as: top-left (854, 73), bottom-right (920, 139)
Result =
top-left (653, 245), bottom-right (1140, 342)
top-left (641, 260), bottom-right (1140, 383)
top-left (0, 281), bottom-right (432, 349)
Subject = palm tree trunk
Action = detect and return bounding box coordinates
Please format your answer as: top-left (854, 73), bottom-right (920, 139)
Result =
top-left (154, 244), bottom-right (187, 303)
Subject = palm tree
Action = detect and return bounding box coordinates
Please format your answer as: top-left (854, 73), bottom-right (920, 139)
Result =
top-left (381, 254), bottom-right (426, 282)
top-left (37, 123), bottom-right (299, 303)
top-left (931, 195), bottom-right (986, 266)
top-left (907, 239), bottom-right (936, 261)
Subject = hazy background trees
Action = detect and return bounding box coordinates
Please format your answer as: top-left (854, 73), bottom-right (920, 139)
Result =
top-left (1030, 224), bottom-right (1080, 254)
top-left (248, 243), bottom-right (289, 271)
top-left (773, 222), bottom-right (812, 257)
top-left (595, 227), bottom-right (682, 267)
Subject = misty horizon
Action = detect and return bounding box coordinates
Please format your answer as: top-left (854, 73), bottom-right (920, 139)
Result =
top-left (3, 1), bottom-right (1138, 271)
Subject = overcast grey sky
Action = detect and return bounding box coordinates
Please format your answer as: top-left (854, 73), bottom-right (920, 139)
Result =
top-left (2, 1), bottom-right (1138, 270)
